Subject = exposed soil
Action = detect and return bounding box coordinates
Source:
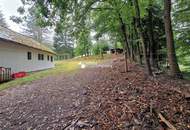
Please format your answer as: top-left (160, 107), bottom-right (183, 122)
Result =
top-left (0, 56), bottom-right (190, 130)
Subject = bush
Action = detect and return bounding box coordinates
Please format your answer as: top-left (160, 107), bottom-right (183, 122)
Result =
top-left (92, 42), bottom-right (109, 55)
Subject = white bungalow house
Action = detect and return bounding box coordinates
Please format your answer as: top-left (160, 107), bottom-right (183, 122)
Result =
top-left (0, 26), bottom-right (56, 73)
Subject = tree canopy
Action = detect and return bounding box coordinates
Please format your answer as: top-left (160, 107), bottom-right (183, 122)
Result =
top-left (0, 9), bottom-right (8, 28)
top-left (16, 0), bottom-right (190, 78)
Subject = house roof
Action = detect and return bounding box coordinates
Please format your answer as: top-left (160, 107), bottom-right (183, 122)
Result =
top-left (0, 26), bottom-right (55, 54)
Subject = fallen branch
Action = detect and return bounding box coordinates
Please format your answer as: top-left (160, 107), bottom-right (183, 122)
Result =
top-left (157, 112), bottom-right (177, 130)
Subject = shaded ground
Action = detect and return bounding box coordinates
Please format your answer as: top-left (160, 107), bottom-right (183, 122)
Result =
top-left (0, 56), bottom-right (190, 130)
top-left (0, 58), bottom-right (113, 130)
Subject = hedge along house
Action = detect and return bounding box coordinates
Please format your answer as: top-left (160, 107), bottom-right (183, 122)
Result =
top-left (0, 26), bottom-right (56, 73)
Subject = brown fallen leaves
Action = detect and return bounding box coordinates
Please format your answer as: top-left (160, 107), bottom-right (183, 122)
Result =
top-left (0, 56), bottom-right (189, 130)
top-left (72, 57), bottom-right (190, 130)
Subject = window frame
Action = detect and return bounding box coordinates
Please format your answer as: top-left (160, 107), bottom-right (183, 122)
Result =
top-left (27, 52), bottom-right (32, 60)
top-left (38, 54), bottom-right (44, 61)
top-left (38, 54), bottom-right (41, 60)
top-left (51, 56), bottom-right (53, 62)
top-left (47, 55), bottom-right (50, 61)
top-left (41, 54), bottom-right (44, 60)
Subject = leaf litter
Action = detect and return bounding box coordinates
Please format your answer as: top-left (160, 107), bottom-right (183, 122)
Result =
top-left (0, 56), bottom-right (189, 130)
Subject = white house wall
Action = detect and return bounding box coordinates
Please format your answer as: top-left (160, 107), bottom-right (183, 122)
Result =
top-left (0, 40), bottom-right (55, 73)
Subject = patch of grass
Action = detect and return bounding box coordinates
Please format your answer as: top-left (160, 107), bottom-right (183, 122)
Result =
top-left (0, 55), bottom-right (112, 91)
top-left (0, 61), bottom-right (79, 91)
top-left (179, 64), bottom-right (190, 80)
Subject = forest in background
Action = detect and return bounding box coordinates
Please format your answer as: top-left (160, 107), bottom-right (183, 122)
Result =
top-left (1, 0), bottom-right (190, 78)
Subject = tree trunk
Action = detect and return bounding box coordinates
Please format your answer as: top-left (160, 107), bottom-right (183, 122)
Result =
top-left (118, 12), bottom-right (129, 72)
top-left (137, 42), bottom-right (142, 64)
top-left (100, 49), bottom-right (104, 59)
top-left (133, 18), bottom-right (142, 64)
top-left (147, 6), bottom-right (158, 68)
top-left (164, 0), bottom-right (183, 78)
top-left (133, 0), bottom-right (153, 76)
top-left (130, 26), bottom-right (136, 61)
top-left (114, 43), bottom-right (118, 55)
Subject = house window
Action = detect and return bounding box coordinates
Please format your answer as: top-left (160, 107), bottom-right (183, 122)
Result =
top-left (42, 54), bottom-right (44, 60)
top-left (38, 54), bottom-right (41, 60)
top-left (51, 56), bottom-right (53, 62)
top-left (27, 52), bottom-right (32, 60)
top-left (47, 55), bottom-right (50, 61)
top-left (38, 54), bottom-right (44, 60)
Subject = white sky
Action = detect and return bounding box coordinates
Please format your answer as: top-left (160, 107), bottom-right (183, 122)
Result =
top-left (0, 0), bottom-right (95, 44)
top-left (0, 0), bottom-right (22, 32)
top-left (0, 0), bottom-right (55, 43)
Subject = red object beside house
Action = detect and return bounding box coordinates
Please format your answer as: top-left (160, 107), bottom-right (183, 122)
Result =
top-left (12, 72), bottom-right (27, 79)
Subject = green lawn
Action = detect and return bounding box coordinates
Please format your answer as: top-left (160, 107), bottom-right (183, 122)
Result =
top-left (0, 55), bottom-right (111, 91)
top-left (0, 61), bottom-right (79, 91)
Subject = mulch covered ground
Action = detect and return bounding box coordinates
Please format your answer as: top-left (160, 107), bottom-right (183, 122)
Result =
top-left (0, 56), bottom-right (189, 130)
top-left (70, 57), bottom-right (190, 130)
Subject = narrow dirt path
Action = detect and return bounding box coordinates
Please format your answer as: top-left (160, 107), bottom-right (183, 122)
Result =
top-left (0, 60), bottom-right (113, 130)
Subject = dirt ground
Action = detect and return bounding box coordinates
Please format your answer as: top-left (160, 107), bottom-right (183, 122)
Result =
top-left (0, 57), bottom-right (190, 130)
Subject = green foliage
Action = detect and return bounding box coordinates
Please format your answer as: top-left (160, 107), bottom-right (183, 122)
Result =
top-left (92, 42), bottom-right (109, 55)
top-left (74, 43), bottom-right (87, 56)
top-left (11, 6), bottom-right (51, 43)
top-left (53, 31), bottom-right (74, 56)
top-left (18, 0), bottom-right (190, 76)
top-left (74, 28), bottom-right (92, 56)
top-left (114, 42), bottom-right (123, 49)
top-left (173, 0), bottom-right (190, 70)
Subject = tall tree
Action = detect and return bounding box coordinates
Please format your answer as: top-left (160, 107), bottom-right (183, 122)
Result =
top-left (53, 30), bottom-right (74, 56)
top-left (164, 0), bottom-right (183, 78)
top-left (0, 10), bottom-right (8, 27)
top-left (22, 12), bottom-right (50, 42)
top-left (118, 12), bottom-right (129, 72)
top-left (75, 27), bottom-right (92, 56)
top-left (18, 0), bottom-right (185, 78)
top-left (10, 6), bottom-right (51, 43)
top-left (133, 0), bottom-right (153, 76)
top-left (147, 2), bottom-right (157, 68)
